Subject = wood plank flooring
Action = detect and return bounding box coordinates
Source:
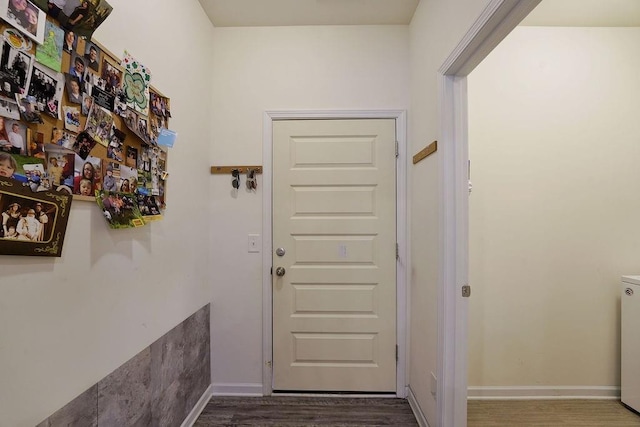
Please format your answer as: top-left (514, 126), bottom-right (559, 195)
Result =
top-left (194, 396), bottom-right (640, 426)
top-left (468, 400), bottom-right (640, 426)
top-left (194, 396), bottom-right (419, 426)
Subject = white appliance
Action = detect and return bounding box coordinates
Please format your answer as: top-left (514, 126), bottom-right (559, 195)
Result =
top-left (622, 275), bottom-right (640, 412)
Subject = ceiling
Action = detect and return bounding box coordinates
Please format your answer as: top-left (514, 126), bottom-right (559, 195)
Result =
top-left (521, 0), bottom-right (640, 27)
top-left (198, 0), bottom-right (419, 27)
top-left (198, 0), bottom-right (640, 28)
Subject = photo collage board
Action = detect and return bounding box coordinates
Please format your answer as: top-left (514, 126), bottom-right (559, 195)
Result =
top-left (0, 1), bottom-right (173, 254)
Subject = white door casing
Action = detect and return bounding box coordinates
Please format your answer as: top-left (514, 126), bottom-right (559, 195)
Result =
top-left (272, 119), bottom-right (397, 392)
top-left (262, 110), bottom-right (408, 397)
top-left (437, 1), bottom-right (541, 426)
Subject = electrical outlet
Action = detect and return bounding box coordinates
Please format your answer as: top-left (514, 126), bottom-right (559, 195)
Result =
top-left (248, 234), bottom-right (260, 253)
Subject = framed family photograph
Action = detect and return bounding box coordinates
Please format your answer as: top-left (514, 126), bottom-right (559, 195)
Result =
top-left (0, 175), bottom-right (72, 256)
top-left (0, 0), bottom-right (46, 44)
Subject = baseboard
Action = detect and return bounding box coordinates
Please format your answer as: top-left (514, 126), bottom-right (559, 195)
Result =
top-left (467, 386), bottom-right (620, 400)
top-left (407, 386), bottom-right (430, 427)
top-left (211, 382), bottom-right (264, 396)
top-left (180, 384), bottom-right (213, 427)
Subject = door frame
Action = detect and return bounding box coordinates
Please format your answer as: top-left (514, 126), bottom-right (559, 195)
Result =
top-left (437, 1), bottom-right (541, 425)
top-left (262, 110), bottom-right (408, 397)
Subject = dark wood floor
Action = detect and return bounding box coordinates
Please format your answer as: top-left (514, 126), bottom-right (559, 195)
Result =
top-left (194, 396), bottom-right (419, 426)
top-left (194, 396), bottom-right (640, 426)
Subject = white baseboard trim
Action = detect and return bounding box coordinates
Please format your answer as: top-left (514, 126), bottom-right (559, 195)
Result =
top-left (467, 386), bottom-right (620, 400)
top-left (181, 384), bottom-right (213, 427)
top-left (211, 382), bottom-right (264, 396)
top-left (407, 386), bottom-right (430, 427)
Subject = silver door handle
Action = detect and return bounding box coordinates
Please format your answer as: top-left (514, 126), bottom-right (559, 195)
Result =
top-left (275, 267), bottom-right (286, 277)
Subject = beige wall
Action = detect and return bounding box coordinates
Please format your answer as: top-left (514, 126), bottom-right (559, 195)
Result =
top-left (0, 1), bottom-right (566, 424)
top-left (0, 1), bottom-right (214, 426)
top-left (468, 27), bottom-right (640, 392)
top-left (208, 25), bottom-right (410, 391)
top-left (408, 0), bottom-right (493, 422)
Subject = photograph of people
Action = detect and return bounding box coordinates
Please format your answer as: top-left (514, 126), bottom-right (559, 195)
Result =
top-left (34, 201), bottom-right (49, 241)
top-left (0, 188), bottom-right (71, 253)
top-left (84, 103), bottom-right (112, 146)
top-left (83, 42), bottom-right (99, 71)
top-left (125, 146), bottom-right (136, 168)
top-left (0, 42), bottom-right (32, 96)
top-left (119, 177), bottom-right (130, 193)
top-left (62, 105), bottom-right (79, 133)
top-left (1, 201), bottom-right (21, 237)
top-left (51, 0), bottom-right (112, 40)
top-left (65, 0), bottom-right (88, 29)
top-left (3, 0), bottom-right (44, 43)
top-left (72, 131), bottom-right (95, 159)
top-left (65, 73), bottom-right (82, 103)
top-left (116, 164), bottom-right (136, 193)
top-left (0, 116), bottom-right (10, 151)
top-left (0, 96), bottom-right (20, 120)
top-left (0, 151), bottom-right (17, 178)
top-left (23, 5), bottom-right (38, 35)
top-left (73, 159), bottom-right (94, 194)
top-left (101, 58), bottom-right (120, 95)
top-left (47, 0), bottom-right (65, 18)
top-left (78, 177), bottom-right (91, 195)
top-left (7, 0), bottom-right (28, 29)
top-left (69, 54), bottom-right (85, 81)
top-left (81, 93), bottom-right (92, 115)
top-left (8, 121), bottom-right (24, 155)
top-left (25, 63), bottom-right (64, 119)
top-left (16, 208), bottom-right (41, 240)
top-left (45, 149), bottom-right (73, 187)
top-left (102, 163), bottom-right (116, 191)
top-left (63, 29), bottom-right (75, 53)
top-left (47, 155), bottom-right (63, 186)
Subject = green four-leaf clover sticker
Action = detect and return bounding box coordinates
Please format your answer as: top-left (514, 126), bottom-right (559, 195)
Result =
top-left (124, 72), bottom-right (148, 110)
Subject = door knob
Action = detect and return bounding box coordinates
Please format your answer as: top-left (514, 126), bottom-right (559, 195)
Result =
top-left (275, 267), bottom-right (286, 277)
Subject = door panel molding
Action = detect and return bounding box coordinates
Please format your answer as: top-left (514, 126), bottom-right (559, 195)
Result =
top-left (262, 110), bottom-right (408, 397)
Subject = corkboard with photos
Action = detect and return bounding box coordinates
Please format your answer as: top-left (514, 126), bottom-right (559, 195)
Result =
top-left (0, 15), bottom-right (170, 228)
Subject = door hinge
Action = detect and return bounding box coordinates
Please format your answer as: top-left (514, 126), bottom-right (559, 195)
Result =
top-left (396, 345), bottom-right (398, 363)
top-left (395, 141), bottom-right (399, 158)
top-left (462, 284), bottom-right (471, 298)
top-left (396, 243), bottom-right (399, 260)
top-left (270, 266), bottom-right (273, 275)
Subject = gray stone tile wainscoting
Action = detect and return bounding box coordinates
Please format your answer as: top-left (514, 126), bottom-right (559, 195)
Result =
top-left (36, 304), bottom-right (210, 427)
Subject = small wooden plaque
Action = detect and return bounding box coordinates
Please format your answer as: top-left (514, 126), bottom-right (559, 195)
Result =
top-left (210, 166), bottom-right (263, 174)
top-left (413, 141), bottom-right (438, 164)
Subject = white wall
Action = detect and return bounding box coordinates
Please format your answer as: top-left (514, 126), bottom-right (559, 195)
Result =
top-left (208, 25), bottom-right (409, 392)
top-left (468, 27), bottom-right (640, 392)
top-left (0, 2), bottom-right (214, 426)
top-left (407, 0), bottom-right (493, 422)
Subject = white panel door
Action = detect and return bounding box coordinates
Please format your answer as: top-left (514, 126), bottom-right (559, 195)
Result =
top-left (272, 119), bottom-right (397, 392)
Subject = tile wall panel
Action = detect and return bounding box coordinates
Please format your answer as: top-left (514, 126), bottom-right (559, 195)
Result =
top-left (36, 304), bottom-right (210, 427)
